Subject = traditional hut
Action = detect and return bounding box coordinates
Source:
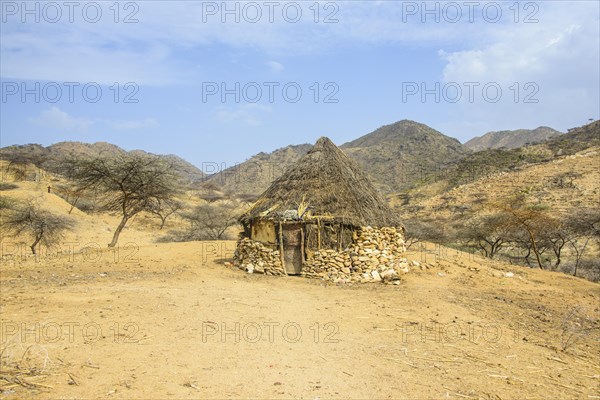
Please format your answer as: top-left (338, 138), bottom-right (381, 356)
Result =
top-left (235, 137), bottom-right (405, 281)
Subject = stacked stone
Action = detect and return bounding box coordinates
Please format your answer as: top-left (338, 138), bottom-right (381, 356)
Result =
top-left (302, 250), bottom-right (353, 281)
top-left (233, 238), bottom-right (285, 276)
top-left (303, 227), bottom-right (408, 284)
top-left (234, 227), bottom-right (410, 283)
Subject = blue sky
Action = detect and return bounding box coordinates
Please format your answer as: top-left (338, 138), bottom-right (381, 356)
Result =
top-left (1, 1), bottom-right (599, 170)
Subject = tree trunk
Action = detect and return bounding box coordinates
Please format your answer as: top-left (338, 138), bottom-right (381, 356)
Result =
top-left (68, 197), bottom-right (79, 214)
top-left (526, 229), bottom-right (544, 269)
top-left (30, 234), bottom-right (43, 255)
top-left (572, 238), bottom-right (590, 277)
top-left (109, 216), bottom-right (130, 247)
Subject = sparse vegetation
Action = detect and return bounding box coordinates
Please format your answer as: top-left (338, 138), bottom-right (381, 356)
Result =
top-left (0, 183), bottom-right (18, 191)
top-left (1, 199), bottom-right (75, 254)
top-left (148, 198), bottom-right (183, 229)
top-left (182, 202), bottom-right (239, 240)
top-left (69, 154), bottom-right (179, 247)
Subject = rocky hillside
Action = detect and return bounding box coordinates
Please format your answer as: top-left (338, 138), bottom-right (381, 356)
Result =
top-left (464, 126), bottom-right (562, 151)
top-left (341, 120), bottom-right (470, 193)
top-left (434, 120), bottom-right (600, 194)
top-left (203, 144), bottom-right (312, 196)
top-left (0, 141), bottom-right (205, 183)
top-left (391, 120), bottom-right (600, 280)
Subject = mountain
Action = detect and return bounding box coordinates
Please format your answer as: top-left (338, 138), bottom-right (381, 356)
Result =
top-left (204, 120), bottom-right (471, 196)
top-left (0, 141), bottom-right (205, 183)
top-left (392, 119), bottom-right (600, 208)
top-left (204, 143), bottom-right (312, 197)
top-left (464, 126), bottom-right (562, 151)
top-left (341, 120), bottom-right (471, 193)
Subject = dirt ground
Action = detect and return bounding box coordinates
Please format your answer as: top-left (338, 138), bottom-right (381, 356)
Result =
top-left (1, 238), bottom-right (599, 399)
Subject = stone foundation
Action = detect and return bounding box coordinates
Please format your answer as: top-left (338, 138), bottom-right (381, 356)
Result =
top-left (303, 227), bottom-right (407, 283)
top-left (233, 238), bottom-right (286, 276)
top-left (233, 226), bottom-right (408, 284)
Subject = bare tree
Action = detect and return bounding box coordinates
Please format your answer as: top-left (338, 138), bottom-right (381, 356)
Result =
top-left (148, 198), bottom-right (183, 229)
top-left (71, 154), bottom-right (179, 247)
top-left (564, 208), bottom-right (600, 276)
top-left (461, 212), bottom-right (514, 259)
top-left (183, 202), bottom-right (239, 240)
top-left (500, 198), bottom-right (557, 269)
top-left (403, 217), bottom-right (450, 250)
top-left (54, 183), bottom-right (86, 214)
top-left (1, 199), bottom-right (75, 254)
top-left (3, 157), bottom-right (28, 181)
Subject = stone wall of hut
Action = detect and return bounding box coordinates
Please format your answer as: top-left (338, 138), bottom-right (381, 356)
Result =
top-left (234, 238), bottom-right (286, 276)
top-left (234, 226), bottom-right (407, 283)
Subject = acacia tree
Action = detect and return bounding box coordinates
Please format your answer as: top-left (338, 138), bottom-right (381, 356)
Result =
top-left (55, 183), bottom-right (86, 214)
top-left (497, 196), bottom-right (562, 269)
top-left (72, 154), bottom-right (179, 247)
top-left (545, 223), bottom-right (569, 270)
top-left (564, 208), bottom-right (600, 276)
top-left (148, 198), bottom-right (183, 229)
top-left (1, 199), bottom-right (74, 254)
top-left (403, 217), bottom-right (451, 250)
top-left (183, 202), bottom-right (239, 240)
top-left (462, 212), bottom-right (514, 259)
top-left (3, 156), bottom-right (29, 181)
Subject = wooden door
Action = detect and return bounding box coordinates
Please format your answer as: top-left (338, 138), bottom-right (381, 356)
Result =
top-left (282, 225), bottom-right (303, 275)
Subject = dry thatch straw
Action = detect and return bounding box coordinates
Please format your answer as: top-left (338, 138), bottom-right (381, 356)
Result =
top-left (240, 137), bottom-right (401, 228)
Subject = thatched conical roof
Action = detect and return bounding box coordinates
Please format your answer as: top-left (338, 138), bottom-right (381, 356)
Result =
top-left (240, 137), bottom-right (401, 228)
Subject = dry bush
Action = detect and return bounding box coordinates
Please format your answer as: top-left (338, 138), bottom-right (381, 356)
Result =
top-left (157, 202), bottom-right (240, 242)
top-left (559, 307), bottom-right (600, 353)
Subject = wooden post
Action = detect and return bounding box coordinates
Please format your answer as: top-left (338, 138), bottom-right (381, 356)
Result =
top-left (300, 225), bottom-right (305, 263)
top-left (278, 221), bottom-right (287, 275)
top-left (317, 218), bottom-right (321, 251)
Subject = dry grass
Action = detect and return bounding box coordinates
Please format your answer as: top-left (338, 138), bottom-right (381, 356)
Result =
top-left (0, 342), bottom-right (54, 393)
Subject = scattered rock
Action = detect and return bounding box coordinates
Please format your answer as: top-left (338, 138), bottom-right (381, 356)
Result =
top-left (371, 270), bottom-right (382, 281)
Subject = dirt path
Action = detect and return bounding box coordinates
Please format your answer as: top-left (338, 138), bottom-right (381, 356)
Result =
top-left (1, 241), bottom-right (599, 398)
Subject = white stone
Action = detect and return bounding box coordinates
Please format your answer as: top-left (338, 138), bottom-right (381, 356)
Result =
top-left (371, 270), bottom-right (382, 281)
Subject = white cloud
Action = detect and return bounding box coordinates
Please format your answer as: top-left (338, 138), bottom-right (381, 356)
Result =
top-left (110, 118), bottom-right (158, 130)
top-left (2, 1), bottom-right (598, 88)
top-left (29, 106), bottom-right (92, 132)
top-left (266, 61), bottom-right (284, 73)
top-left (215, 104), bottom-right (272, 126)
top-left (29, 108), bottom-right (160, 133)
top-left (434, 2), bottom-right (599, 137)
top-left (439, 3), bottom-right (598, 85)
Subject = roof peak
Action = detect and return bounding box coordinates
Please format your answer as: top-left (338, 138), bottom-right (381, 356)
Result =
top-left (313, 136), bottom-right (336, 148)
top-left (240, 135), bottom-right (401, 228)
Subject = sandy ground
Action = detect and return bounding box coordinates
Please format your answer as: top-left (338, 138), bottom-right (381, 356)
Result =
top-left (1, 238), bottom-right (599, 399)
